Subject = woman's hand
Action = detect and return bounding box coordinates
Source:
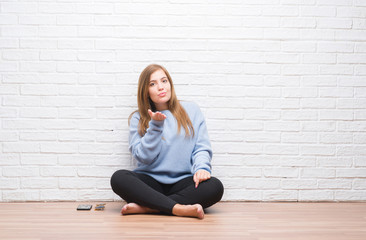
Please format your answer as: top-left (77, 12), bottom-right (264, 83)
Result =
top-left (193, 169), bottom-right (211, 188)
top-left (148, 109), bottom-right (167, 121)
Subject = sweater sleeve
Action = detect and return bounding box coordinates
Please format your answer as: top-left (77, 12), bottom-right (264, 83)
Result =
top-left (128, 112), bottom-right (164, 165)
top-left (191, 107), bottom-right (212, 174)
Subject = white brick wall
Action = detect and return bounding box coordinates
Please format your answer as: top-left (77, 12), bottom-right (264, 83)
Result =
top-left (1, 0), bottom-right (366, 202)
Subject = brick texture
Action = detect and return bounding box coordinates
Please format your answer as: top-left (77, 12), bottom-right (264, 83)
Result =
top-left (1, 0), bottom-right (366, 202)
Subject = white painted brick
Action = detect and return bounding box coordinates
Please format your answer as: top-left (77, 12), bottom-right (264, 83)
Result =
top-left (223, 189), bottom-right (262, 201)
top-left (281, 179), bottom-right (317, 190)
top-left (282, 87), bottom-right (317, 98)
top-left (3, 143), bottom-right (40, 153)
top-left (300, 145), bottom-right (336, 156)
top-left (245, 132), bottom-right (280, 143)
top-left (263, 191), bottom-right (298, 201)
top-left (335, 191), bottom-right (366, 201)
top-left (301, 121), bottom-right (335, 132)
top-left (20, 39), bottom-right (57, 49)
top-left (78, 143), bottom-right (115, 154)
top-left (280, 157), bottom-right (316, 167)
top-left (318, 179), bottom-right (352, 189)
top-left (40, 190), bottom-right (77, 201)
top-left (280, 18), bottom-right (316, 28)
top-left (0, 63), bottom-right (18, 72)
top-left (212, 142), bottom-right (262, 154)
top-left (3, 167), bottom-right (39, 177)
top-left (77, 167), bottom-right (117, 177)
top-left (264, 99), bottom-right (300, 109)
top-left (319, 111), bottom-right (353, 120)
top-left (78, 190), bottom-right (118, 201)
top-left (58, 108), bottom-right (95, 119)
top-left (40, 167), bottom-right (76, 177)
top-left (338, 121), bottom-right (366, 132)
top-left (301, 99), bottom-right (336, 109)
top-left (40, 143), bottom-right (78, 153)
top-left (0, 15), bottom-right (17, 25)
top-left (21, 154), bottom-right (57, 166)
top-left (59, 178), bottom-right (96, 189)
top-left (3, 50), bottom-right (39, 61)
top-left (320, 133), bottom-right (353, 144)
top-left (337, 7), bottom-right (366, 18)
top-left (318, 42), bottom-right (354, 53)
top-left (319, 157), bottom-right (354, 167)
top-left (57, 62), bottom-right (94, 73)
top-left (245, 110), bottom-right (280, 120)
top-left (1, 3), bottom-right (38, 13)
top-left (0, 154), bottom-right (20, 166)
top-left (0, 38), bottom-right (18, 48)
top-left (301, 168), bottom-right (336, 178)
top-left (353, 180), bottom-right (366, 190)
top-left (39, 26), bottom-right (77, 37)
top-left (245, 178), bottom-right (281, 189)
top-left (2, 191), bottom-right (40, 202)
top-left (355, 111), bottom-right (366, 120)
top-left (282, 110), bottom-right (318, 120)
top-left (300, 6), bottom-right (336, 17)
top-left (20, 132), bottom-right (57, 141)
top-left (281, 133), bottom-right (317, 144)
top-left (2, 120), bottom-right (41, 130)
top-left (282, 41), bottom-right (316, 52)
top-left (264, 167), bottom-right (298, 178)
top-left (282, 65), bottom-right (319, 75)
top-left (303, 53), bottom-right (336, 64)
top-left (20, 62), bottom-right (56, 73)
top-left (40, 51), bottom-right (77, 61)
top-left (299, 190), bottom-right (334, 201)
top-left (41, 97), bottom-right (78, 107)
top-left (0, 108), bottom-right (17, 118)
top-left (354, 134), bottom-right (366, 144)
top-left (300, 29), bottom-right (335, 41)
top-left (263, 144), bottom-right (297, 157)
top-left (355, 65), bottom-right (366, 75)
top-left (337, 146), bottom-right (366, 156)
top-left (317, 18), bottom-right (352, 29)
top-left (57, 15), bottom-right (93, 26)
top-left (19, 16), bottom-right (56, 25)
top-left (0, 178), bottom-right (19, 189)
top-left (336, 169), bottom-right (366, 178)
top-left (265, 121), bottom-right (300, 132)
top-left (58, 39), bottom-right (94, 49)
top-left (354, 157), bottom-right (366, 167)
top-left (1, 1), bottom-right (366, 202)
top-left (20, 108), bottom-right (58, 119)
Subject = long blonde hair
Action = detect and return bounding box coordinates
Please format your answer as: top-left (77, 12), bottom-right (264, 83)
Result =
top-left (129, 64), bottom-right (194, 137)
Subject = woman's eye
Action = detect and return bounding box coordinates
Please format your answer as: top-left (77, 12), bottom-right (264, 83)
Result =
top-left (149, 83), bottom-right (155, 87)
top-left (163, 79), bottom-right (168, 83)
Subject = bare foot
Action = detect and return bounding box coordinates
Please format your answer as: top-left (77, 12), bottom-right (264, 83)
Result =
top-left (172, 204), bottom-right (204, 219)
top-left (121, 203), bottom-right (159, 215)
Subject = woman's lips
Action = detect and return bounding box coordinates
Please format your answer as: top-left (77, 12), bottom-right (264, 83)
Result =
top-left (158, 92), bottom-right (166, 97)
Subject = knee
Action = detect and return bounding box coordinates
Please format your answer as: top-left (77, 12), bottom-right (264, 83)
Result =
top-left (208, 177), bottom-right (224, 202)
top-left (110, 169), bottom-right (131, 190)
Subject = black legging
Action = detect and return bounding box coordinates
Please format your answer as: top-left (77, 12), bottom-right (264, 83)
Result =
top-left (110, 169), bottom-right (224, 214)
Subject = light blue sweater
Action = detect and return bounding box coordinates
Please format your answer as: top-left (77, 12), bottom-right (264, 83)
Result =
top-left (129, 101), bottom-right (212, 184)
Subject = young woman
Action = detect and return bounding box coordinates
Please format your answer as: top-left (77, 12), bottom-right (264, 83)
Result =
top-left (110, 64), bottom-right (224, 219)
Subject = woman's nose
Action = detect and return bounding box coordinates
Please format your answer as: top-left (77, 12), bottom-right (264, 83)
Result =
top-left (157, 83), bottom-right (164, 90)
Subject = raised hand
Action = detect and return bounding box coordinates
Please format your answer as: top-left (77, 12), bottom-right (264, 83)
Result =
top-left (148, 109), bottom-right (167, 121)
top-left (193, 169), bottom-right (211, 188)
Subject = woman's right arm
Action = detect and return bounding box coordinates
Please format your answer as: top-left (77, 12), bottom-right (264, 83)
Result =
top-left (128, 113), bottom-right (165, 165)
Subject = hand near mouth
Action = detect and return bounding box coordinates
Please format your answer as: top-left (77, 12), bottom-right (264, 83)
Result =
top-left (148, 109), bottom-right (167, 121)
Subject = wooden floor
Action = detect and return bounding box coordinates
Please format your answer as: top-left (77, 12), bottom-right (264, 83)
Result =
top-left (0, 202), bottom-right (365, 240)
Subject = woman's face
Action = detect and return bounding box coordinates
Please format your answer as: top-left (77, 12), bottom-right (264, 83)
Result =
top-left (148, 68), bottom-right (171, 111)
